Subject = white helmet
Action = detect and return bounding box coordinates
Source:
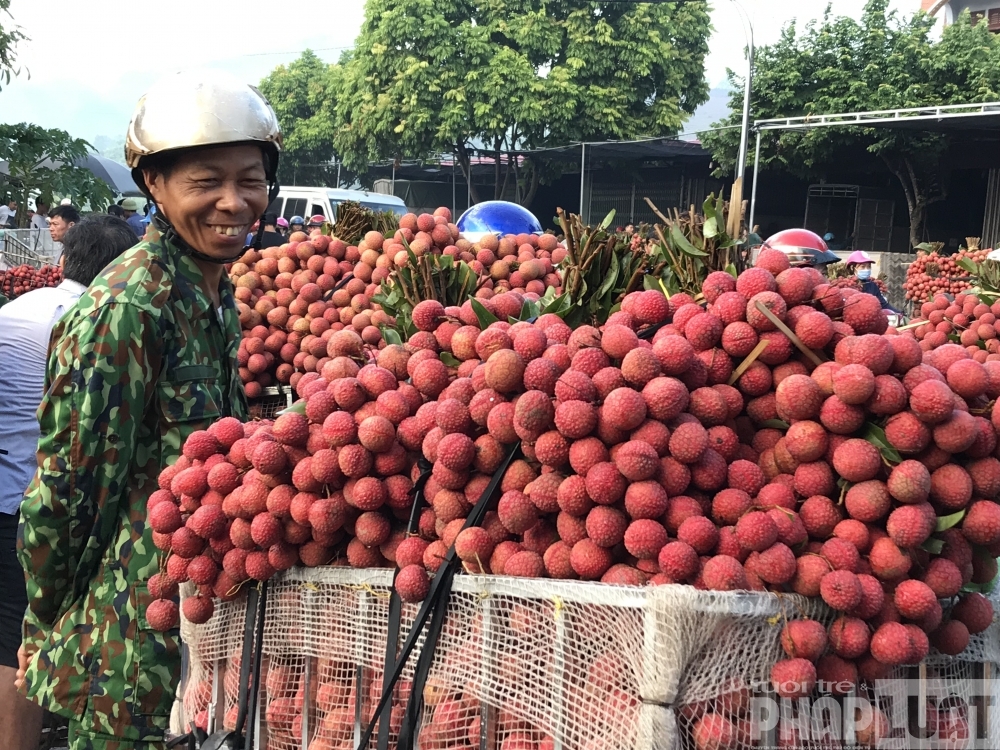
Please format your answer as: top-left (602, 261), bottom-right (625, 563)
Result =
top-left (125, 70), bottom-right (282, 180)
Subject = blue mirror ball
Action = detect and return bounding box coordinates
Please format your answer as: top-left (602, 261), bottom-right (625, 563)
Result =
top-left (457, 201), bottom-right (542, 241)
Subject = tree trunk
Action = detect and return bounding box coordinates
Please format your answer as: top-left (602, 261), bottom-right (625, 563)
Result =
top-left (519, 158), bottom-right (540, 209)
top-left (880, 153), bottom-right (947, 250)
top-left (494, 140), bottom-right (502, 201)
top-left (909, 200), bottom-right (926, 251)
top-left (455, 143), bottom-right (482, 205)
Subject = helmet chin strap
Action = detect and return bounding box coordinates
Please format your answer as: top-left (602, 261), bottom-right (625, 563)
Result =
top-left (152, 179), bottom-right (280, 265)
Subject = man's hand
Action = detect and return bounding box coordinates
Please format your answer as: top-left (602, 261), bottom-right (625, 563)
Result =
top-left (14, 644), bottom-right (28, 691)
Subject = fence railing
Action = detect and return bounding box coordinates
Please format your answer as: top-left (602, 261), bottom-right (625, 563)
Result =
top-left (0, 229), bottom-right (58, 269)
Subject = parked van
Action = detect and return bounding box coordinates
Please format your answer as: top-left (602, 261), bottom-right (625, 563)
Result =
top-left (268, 187), bottom-right (407, 224)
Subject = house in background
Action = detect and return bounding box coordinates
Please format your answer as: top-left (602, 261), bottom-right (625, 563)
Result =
top-left (923, 0), bottom-right (1000, 29)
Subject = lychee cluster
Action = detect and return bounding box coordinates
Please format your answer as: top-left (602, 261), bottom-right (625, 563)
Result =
top-left (162, 246), bottom-right (1000, 729)
top-left (230, 208), bottom-right (566, 398)
top-left (903, 247), bottom-right (989, 302)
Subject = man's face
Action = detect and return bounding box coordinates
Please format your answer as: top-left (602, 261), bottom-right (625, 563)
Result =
top-left (49, 216), bottom-right (73, 242)
top-left (8, 201), bottom-right (16, 210)
top-left (145, 144), bottom-right (268, 261)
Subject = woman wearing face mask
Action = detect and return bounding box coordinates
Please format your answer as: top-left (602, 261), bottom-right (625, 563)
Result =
top-left (845, 250), bottom-right (899, 312)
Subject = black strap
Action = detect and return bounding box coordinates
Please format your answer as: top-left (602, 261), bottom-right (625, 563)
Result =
top-left (357, 442), bottom-right (522, 750)
top-left (243, 581), bottom-right (268, 750)
top-left (323, 272), bottom-right (355, 302)
top-left (197, 582), bottom-right (262, 750)
top-left (377, 458), bottom-right (433, 750)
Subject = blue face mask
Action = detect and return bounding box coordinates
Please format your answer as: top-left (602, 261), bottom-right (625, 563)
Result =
top-left (856, 269), bottom-right (871, 280)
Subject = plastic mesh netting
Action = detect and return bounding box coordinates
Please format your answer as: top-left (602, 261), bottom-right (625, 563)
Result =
top-left (248, 389), bottom-right (293, 421)
top-left (175, 568), bottom-right (1000, 749)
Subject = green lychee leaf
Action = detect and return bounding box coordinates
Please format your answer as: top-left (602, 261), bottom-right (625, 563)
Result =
top-left (643, 275), bottom-right (660, 292)
top-left (861, 422), bottom-right (902, 465)
top-left (599, 209), bottom-right (616, 231)
top-left (921, 538), bottom-right (945, 555)
top-left (935, 509), bottom-right (966, 532)
top-left (380, 326), bottom-right (402, 346)
top-left (725, 263), bottom-right (738, 279)
top-left (470, 298), bottom-right (498, 328)
top-left (439, 352), bottom-right (461, 368)
top-left (277, 398), bottom-right (306, 417)
top-left (760, 419), bottom-right (790, 431)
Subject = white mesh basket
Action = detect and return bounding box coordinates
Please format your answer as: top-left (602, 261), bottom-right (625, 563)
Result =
top-left (175, 568), bottom-right (1000, 750)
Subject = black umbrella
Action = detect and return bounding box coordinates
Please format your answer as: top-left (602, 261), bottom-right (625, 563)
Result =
top-left (0, 153), bottom-right (142, 196)
top-left (72, 154), bottom-right (141, 195)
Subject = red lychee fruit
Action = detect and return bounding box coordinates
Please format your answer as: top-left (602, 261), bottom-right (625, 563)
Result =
top-left (182, 595), bottom-right (215, 625)
top-left (820, 570), bottom-right (863, 611)
top-left (827, 616), bottom-right (869, 659)
top-left (701, 555), bottom-right (748, 591)
top-left (658, 541), bottom-right (699, 582)
top-left (870, 622), bottom-right (913, 665)
top-left (395, 564), bottom-right (430, 603)
top-left (770, 658), bottom-right (816, 699)
top-left (623, 519), bottom-right (668, 560)
top-left (146, 598), bottom-right (180, 631)
top-left (780, 619), bottom-right (827, 661)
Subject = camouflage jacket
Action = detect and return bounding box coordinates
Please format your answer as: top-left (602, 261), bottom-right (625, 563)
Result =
top-left (17, 222), bottom-right (247, 740)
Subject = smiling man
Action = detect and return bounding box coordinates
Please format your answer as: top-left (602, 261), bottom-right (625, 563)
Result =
top-left (15, 70), bottom-right (282, 750)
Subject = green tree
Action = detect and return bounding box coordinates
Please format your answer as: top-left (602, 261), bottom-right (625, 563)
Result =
top-left (0, 0), bottom-right (26, 91)
top-left (704, 0), bottom-right (1000, 249)
top-left (259, 50), bottom-right (345, 187)
top-left (331, 0), bottom-right (711, 206)
top-left (0, 124), bottom-right (114, 225)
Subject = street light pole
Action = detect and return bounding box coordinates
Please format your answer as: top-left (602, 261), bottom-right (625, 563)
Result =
top-left (731, 0), bottom-right (754, 191)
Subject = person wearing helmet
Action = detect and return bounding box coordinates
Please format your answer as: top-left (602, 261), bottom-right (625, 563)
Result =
top-left (846, 250), bottom-right (898, 312)
top-left (121, 197), bottom-right (145, 238)
top-left (307, 213), bottom-right (327, 229)
top-left (276, 216), bottom-right (289, 236)
top-left (289, 214), bottom-right (305, 234)
top-left (761, 228), bottom-right (840, 269)
top-left (14, 70), bottom-right (281, 750)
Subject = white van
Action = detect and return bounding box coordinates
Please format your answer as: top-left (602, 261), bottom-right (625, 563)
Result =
top-left (268, 187), bottom-right (407, 224)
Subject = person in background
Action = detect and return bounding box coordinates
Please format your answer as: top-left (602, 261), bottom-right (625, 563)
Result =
top-left (31, 200), bottom-right (49, 232)
top-left (0, 216), bottom-right (138, 750)
top-left (46, 205), bottom-right (80, 263)
top-left (307, 213), bottom-right (327, 231)
top-left (256, 212), bottom-right (285, 248)
top-left (15, 69), bottom-right (277, 750)
top-left (276, 216), bottom-right (289, 236)
top-left (121, 197), bottom-right (145, 238)
top-left (288, 214), bottom-right (305, 234)
top-left (0, 199), bottom-right (18, 227)
top-left (845, 250), bottom-right (899, 312)
top-left (47, 205), bottom-right (79, 244)
top-left (107, 204), bottom-right (125, 219)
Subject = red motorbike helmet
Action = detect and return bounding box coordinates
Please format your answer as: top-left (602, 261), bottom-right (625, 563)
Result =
top-left (762, 228), bottom-right (840, 267)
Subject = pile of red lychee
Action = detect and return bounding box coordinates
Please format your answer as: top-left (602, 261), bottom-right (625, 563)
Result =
top-left (154, 245), bottom-right (1000, 745)
top-left (229, 208), bottom-right (565, 398)
top-left (0, 263), bottom-right (63, 299)
top-left (903, 247), bottom-right (989, 302)
top-left (906, 291), bottom-right (1000, 360)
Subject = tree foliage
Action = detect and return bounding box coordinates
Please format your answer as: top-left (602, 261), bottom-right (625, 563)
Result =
top-left (0, 124), bottom-right (114, 224)
top-left (704, 0), bottom-right (1000, 248)
top-left (331, 0), bottom-right (711, 206)
top-left (259, 50), bottom-right (346, 187)
top-left (0, 0), bottom-right (26, 92)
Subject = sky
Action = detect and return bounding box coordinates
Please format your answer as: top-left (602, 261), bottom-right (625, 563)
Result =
top-left (0, 0), bottom-right (915, 148)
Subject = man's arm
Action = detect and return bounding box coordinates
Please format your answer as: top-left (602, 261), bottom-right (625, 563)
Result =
top-left (18, 300), bottom-right (161, 632)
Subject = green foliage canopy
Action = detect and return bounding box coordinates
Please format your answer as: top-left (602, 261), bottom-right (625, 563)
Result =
top-left (704, 0), bottom-right (1000, 248)
top-left (330, 0), bottom-right (712, 205)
